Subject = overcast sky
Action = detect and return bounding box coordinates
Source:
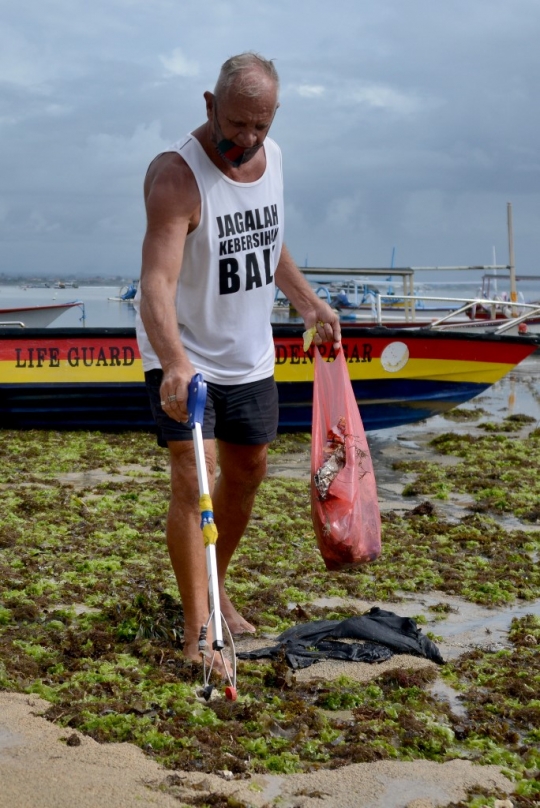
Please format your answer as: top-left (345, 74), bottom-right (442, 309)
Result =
top-left (2, 0), bottom-right (539, 282)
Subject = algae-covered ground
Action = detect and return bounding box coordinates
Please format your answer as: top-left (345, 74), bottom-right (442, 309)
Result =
top-left (0, 420), bottom-right (538, 808)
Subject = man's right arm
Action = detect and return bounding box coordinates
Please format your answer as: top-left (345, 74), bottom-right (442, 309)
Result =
top-left (139, 155), bottom-right (200, 422)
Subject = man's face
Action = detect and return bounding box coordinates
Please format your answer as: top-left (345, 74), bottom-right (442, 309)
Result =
top-left (209, 88), bottom-right (278, 167)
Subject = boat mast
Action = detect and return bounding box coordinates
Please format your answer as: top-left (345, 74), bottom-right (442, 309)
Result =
top-left (507, 201), bottom-right (516, 303)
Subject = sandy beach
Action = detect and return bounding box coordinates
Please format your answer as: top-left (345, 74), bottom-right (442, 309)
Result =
top-left (0, 691), bottom-right (514, 808)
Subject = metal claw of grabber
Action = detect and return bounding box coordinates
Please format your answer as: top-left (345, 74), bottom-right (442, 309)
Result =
top-left (187, 374), bottom-right (238, 702)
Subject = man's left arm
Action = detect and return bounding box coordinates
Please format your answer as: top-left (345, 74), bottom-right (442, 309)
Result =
top-left (274, 244), bottom-right (341, 349)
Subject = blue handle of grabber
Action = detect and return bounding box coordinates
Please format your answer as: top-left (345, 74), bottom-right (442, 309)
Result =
top-left (187, 373), bottom-right (207, 429)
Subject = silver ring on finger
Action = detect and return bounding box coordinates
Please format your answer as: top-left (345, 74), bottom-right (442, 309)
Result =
top-left (167, 394), bottom-right (177, 403)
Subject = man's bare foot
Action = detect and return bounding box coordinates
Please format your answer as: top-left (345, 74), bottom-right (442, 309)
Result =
top-left (219, 591), bottom-right (256, 636)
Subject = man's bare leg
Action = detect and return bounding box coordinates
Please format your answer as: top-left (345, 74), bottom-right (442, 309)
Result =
top-left (167, 438), bottom-right (218, 664)
top-left (212, 440), bottom-right (269, 635)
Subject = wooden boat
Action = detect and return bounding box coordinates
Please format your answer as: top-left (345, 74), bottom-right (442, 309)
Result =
top-left (0, 325), bottom-right (537, 432)
top-left (0, 302), bottom-right (85, 329)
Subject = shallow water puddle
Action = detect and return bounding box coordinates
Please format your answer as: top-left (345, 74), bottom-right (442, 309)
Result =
top-left (405, 591), bottom-right (540, 659)
top-left (429, 680), bottom-right (467, 718)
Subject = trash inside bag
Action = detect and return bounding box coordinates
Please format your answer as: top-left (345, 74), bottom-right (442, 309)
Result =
top-left (311, 347), bottom-right (381, 570)
top-left (313, 417), bottom-right (347, 500)
top-left (237, 607), bottom-right (445, 669)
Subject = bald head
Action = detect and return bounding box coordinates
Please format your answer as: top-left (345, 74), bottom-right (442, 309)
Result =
top-left (214, 52), bottom-right (279, 104)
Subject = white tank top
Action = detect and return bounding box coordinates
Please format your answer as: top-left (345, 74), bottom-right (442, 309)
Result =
top-left (135, 134), bottom-right (284, 384)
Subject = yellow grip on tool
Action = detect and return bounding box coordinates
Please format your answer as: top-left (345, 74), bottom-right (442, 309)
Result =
top-left (200, 493), bottom-right (213, 511)
top-left (199, 494), bottom-right (218, 546)
top-left (202, 522), bottom-right (218, 546)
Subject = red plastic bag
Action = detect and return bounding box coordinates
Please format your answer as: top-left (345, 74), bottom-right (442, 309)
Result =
top-left (311, 346), bottom-right (381, 571)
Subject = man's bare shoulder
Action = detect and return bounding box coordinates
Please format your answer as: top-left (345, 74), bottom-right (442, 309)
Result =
top-left (144, 152), bottom-right (200, 221)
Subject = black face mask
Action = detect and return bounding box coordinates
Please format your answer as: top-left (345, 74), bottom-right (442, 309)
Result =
top-left (212, 108), bottom-right (264, 167)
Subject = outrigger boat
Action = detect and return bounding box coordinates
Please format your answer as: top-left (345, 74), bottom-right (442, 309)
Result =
top-left (0, 323), bottom-right (537, 432)
top-left (295, 203), bottom-right (540, 334)
top-left (288, 266), bottom-right (540, 336)
top-left (0, 301), bottom-right (85, 329)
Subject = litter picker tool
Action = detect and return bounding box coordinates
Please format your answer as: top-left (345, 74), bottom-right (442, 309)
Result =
top-left (187, 374), bottom-right (238, 702)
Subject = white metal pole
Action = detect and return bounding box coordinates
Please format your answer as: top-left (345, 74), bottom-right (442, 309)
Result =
top-left (507, 202), bottom-right (517, 304)
top-left (192, 422), bottom-right (208, 495)
top-left (492, 246), bottom-right (498, 295)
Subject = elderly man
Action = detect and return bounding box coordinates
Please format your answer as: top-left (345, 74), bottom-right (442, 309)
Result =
top-left (135, 52), bottom-right (340, 668)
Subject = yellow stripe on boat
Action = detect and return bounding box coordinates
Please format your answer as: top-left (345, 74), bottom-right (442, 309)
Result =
top-left (274, 358), bottom-right (516, 385)
top-left (0, 358), bottom-right (145, 384)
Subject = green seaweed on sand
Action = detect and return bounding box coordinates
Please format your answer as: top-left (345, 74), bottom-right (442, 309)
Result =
top-left (396, 418), bottom-right (540, 521)
top-left (0, 430), bottom-right (164, 479)
top-left (268, 432), bottom-right (312, 455)
top-left (443, 614), bottom-right (540, 806)
top-left (442, 406), bottom-right (487, 422)
top-left (0, 427), bottom-right (538, 793)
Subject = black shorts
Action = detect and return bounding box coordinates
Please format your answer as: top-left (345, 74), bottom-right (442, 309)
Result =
top-left (145, 370), bottom-right (279, 447)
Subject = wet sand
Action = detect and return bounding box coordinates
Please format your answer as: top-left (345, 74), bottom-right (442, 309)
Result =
top-left (1, 357), bottom-right (538, 808)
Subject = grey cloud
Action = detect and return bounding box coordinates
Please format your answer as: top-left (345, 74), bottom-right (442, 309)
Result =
top-left (1, 0), bottom-right (540, 278)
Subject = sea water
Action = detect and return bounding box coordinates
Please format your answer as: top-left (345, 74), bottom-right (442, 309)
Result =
top-left (0, 284), bottom-right (137, 329)
top-left (1, 273), bottom-right (539, 329)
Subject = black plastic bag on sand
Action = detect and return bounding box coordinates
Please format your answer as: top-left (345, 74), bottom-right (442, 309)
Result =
top-left (237, 607), bottom-right (445, 670)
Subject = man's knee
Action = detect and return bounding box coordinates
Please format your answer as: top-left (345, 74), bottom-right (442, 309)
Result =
top-left (244, 453), bottom-right (267, 487)
top-left (168, 440), bottom-right (216, 503)
top-left (219, 444), bottom-right (268, 490)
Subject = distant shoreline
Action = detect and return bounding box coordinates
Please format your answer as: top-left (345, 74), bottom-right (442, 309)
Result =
top-left (0, 276), bottom-right (136, 287)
